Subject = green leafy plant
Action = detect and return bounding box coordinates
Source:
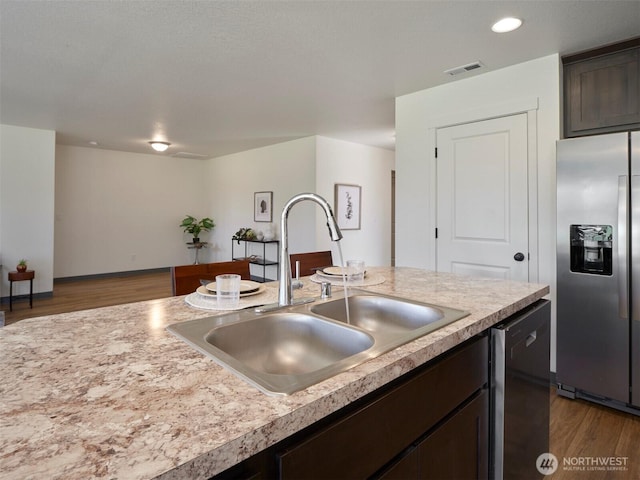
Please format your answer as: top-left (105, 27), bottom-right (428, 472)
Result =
top-left (18, 259), bottom-right (27, 267)
top-left (233, 227), bottom-right (256, 244)
top-left (180, 215), bottom-right (215, 240)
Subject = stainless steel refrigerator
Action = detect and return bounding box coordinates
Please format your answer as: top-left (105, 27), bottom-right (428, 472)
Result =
top-left (556, 131), bottom-right (640, 413)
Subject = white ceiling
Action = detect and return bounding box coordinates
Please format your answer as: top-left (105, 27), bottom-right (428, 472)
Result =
top-left (1, 0), bottom-right (639, 158)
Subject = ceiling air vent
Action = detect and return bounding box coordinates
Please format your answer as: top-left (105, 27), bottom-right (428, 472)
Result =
top-left (170, 151), bottom-right (209, 160)
top-left (444, 61), bottom-right (484, 76)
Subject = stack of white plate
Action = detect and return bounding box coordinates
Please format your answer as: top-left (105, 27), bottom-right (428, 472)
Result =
top-left (314, 266), bottom-right (367, 282)
top-left (195, 280), bottom-right (266, 298)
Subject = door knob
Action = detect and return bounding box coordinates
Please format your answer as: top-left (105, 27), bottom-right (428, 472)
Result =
top-left (514, 252), bottom-right (526, 262)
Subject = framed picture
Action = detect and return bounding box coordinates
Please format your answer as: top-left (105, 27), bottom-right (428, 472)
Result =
top-left (334, 183), bottom-right (361, 230)
top-left (254, 191), bottom-right (273, 222)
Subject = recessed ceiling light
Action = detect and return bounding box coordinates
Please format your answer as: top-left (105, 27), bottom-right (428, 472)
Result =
top-left (149, 141), bottom-right (171, 152)
top-left (491, 17), bottom-right (522, 33)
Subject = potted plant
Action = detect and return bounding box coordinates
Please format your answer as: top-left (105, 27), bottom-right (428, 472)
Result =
top-left (233, 227), bottom-right (256, 244)
top-left (17, 259), bottom-right (27, 273)
top-left (180, 215), bottom-right (215, 243)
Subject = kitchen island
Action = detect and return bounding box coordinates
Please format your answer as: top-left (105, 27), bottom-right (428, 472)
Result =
top-left (0, 267), bottom-right (548, 479)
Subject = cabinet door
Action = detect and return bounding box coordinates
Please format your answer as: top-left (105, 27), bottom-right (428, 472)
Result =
top-left (378, 448), bottom-right (419, 479)
top-left (564, 47), bottom-right (640, 136)
top-left (278, 337), bottom-right (488, 479)
top-left (418, 390), bottom-right (489, 480)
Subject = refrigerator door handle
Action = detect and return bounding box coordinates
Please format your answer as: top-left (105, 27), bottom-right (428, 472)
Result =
top-left (632, 175), bottom-right (640, 321)
top-left (618, 175), bottom-right (629, 320)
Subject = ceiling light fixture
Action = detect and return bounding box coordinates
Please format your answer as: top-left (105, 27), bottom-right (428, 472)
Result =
top-left (149, 141), bottom-right (171, 152)
top-left (491, 17), bottom-right (523, 33)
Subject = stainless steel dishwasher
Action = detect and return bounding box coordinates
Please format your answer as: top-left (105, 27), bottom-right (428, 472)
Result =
top-left (491, 299), bottom-right (551, 479)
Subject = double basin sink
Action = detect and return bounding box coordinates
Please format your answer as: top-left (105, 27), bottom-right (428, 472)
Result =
top-left (167, 292), bottom-right (469, 395)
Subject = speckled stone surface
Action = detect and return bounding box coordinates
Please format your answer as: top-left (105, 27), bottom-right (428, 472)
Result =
top-left (0, 267), bottom-right (548, 479)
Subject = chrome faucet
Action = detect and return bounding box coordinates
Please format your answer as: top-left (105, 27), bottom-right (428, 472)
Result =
top-left (278, 193), bottom-right (343, 306)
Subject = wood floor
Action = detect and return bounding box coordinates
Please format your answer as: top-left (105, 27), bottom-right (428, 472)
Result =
top-left (2, 271), bottom-right (640, 478)
top-left (1, 269), bottom-right (172, 325)
top-left (550, 391), bottom-right (640, 479)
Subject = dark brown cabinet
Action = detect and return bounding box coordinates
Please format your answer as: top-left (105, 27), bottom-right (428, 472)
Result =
top-left (278, 336), bottom-right (488, 479)
top-left (377, 390), bottom-right (488, 480)
top-left (563, 39), bottom-right (640, 137)
top-left (415, 390), bottom-right (488, 479)
top-left (215, 335), bottom-right (489, 480)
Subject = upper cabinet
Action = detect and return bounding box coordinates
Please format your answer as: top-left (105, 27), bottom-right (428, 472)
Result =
top-left (563, 38), bottom-right (640, 138)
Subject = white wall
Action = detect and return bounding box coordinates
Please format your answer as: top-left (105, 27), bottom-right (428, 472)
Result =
top-left (206, 136), bottom-right (395, 280)
top-left (54, 145), bottom-right (207, 276)
top-left (315, 136), bottom-right (395, 267)
top-left (395, 54), bottom-right (561, 368)
top-left (0, 125), bottom-right (56, 296)
top-left (2, 132), bottom-right (393, 294)
top-left (206, 137), bottom-right (317, 280)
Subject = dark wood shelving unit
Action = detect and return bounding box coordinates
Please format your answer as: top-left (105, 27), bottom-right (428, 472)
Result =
top-left (232, 239), bottom-right (279, 282)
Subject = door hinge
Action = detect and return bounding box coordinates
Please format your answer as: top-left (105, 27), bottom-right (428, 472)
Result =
top-left (435, 228), bottom-right (438, 238)
top-left (435, 147), bottom-right (438, 158)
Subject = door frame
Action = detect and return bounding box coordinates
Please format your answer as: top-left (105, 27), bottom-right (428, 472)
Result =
top-left (427, 97), bottom-right (540, 283)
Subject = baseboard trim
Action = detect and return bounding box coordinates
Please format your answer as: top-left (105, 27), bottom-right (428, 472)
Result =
top-left (0, 291), bottom-right (53, 305)
top-left (54, 267), bottom-right (170, 283)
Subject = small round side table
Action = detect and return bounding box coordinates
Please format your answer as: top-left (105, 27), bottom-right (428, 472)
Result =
top-left (187, 242), bottom-right (208, 265)
top-left (8, 270), bottom-right (35, 312)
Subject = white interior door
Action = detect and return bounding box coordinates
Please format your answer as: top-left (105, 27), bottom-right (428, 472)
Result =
top-left (436, 114), bottom-right (529, 281)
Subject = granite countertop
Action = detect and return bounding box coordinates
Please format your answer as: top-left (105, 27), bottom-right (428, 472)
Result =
top-left (0, 267), bottom-right (549, 479)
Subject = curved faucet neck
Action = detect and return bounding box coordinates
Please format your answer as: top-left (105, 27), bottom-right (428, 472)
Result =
top-left (279, 193), bottom-right (343, 306)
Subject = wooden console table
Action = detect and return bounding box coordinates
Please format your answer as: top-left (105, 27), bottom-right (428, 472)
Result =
top-left (8, 270), bottom-right (35, 311)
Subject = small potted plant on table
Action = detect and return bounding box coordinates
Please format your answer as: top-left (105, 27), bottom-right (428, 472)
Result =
top-left (17, 259), bottom-right (28, 272)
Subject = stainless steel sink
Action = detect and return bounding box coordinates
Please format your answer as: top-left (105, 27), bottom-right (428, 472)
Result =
top-left (205, 312), bottom-right (374, 375)
top-left (167, 292), bottom-right (468, 396)
top-left (168, 311), bottom-right (375, 395)
top-left (311, 294), bottom-right (452, 335)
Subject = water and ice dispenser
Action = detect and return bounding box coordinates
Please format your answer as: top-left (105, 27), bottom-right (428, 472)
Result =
top-left (569, 225), bottom-right (612, 275)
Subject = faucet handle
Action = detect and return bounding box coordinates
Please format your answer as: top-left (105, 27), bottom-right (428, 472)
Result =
top-left (291, 260), bottom-right (303, 290)
top-left (321, 282), bottom-right (332, 299)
